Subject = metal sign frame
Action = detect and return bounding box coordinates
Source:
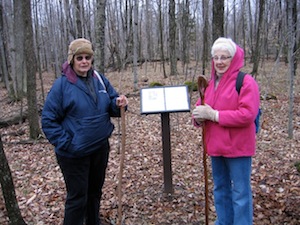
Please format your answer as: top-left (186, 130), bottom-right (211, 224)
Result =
top-left (140, 85), bottom-right (190, 194)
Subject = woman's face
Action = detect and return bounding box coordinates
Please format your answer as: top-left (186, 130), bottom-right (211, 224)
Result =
top-left (72, 54), bottom-right (93, 77)
top-left (212, 50), bottom-right (232, 75)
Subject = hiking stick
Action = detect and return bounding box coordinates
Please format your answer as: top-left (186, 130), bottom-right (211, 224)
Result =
top-left (117, 106), bottom-right (126, 225)
top-left (197, 75), bottom-right (209, 225)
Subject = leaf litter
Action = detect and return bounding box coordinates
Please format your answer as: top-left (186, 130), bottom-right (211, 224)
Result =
top-left (0, 62), bottom-right (299, 225)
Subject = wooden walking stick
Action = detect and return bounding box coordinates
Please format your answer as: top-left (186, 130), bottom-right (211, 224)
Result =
top-left (117, 106), bottom-right (126, 225)
top-left (197, 75), bottom-right (209, 225)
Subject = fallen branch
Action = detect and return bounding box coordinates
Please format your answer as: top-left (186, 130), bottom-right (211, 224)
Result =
top-left (0, 112), bottom-right (28, 128)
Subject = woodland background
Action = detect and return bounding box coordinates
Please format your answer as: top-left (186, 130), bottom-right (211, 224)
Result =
top-left (0, 0), bottom-right (300, 225)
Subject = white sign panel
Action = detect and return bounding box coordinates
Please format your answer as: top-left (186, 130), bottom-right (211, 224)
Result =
top-left (140, 85), bottom-right (190, 114)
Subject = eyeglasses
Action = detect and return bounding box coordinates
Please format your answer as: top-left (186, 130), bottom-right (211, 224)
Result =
top-left (212, 55), bottom-right (232, 61)
top-left (75, 55), bottom-right (92, 61)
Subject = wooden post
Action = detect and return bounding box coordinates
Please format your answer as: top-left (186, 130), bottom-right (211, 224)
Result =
top-left (161, 112), bottom-right (173, 194)
top-left (117, 107), bottom-right (126, 225)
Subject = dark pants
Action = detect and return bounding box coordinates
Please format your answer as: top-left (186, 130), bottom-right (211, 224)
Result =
top-left (56, 140), bottom-right (110, 225)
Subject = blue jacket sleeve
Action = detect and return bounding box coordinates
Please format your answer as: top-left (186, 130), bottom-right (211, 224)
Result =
top-left (41, 77), bottom-right (72, 150)
top-left (101, 74), bottom-right (125, 117)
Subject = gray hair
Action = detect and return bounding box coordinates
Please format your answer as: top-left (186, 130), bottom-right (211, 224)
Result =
top-left (211, 37), bottom-right (237, 57)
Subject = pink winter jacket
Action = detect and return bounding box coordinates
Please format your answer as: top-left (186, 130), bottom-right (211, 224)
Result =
top-left (194, 45), bottom-right (260, 157)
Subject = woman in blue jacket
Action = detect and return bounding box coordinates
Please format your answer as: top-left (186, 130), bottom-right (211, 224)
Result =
top-left (41, 38), bottom-right (128, 225)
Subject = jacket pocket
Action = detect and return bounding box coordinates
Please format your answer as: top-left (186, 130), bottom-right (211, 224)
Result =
top-left (70, 113), bottom-right (114, 155)
top-left (206, 124), bottom-right (232, 156)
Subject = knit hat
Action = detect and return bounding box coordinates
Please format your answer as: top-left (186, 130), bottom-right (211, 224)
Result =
top-left (67, 38), bottom-right (94, 64)
top-left (211, 37), bottom-right (237, 57)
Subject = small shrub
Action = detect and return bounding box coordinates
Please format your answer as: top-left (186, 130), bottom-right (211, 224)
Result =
top-left (149, 82), bottom-right (163, 87)
top-left (184, 81), bottom-right (198, 92)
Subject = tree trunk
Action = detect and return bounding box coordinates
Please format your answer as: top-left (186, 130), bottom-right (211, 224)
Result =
top-left (74, 0), bottom-right (83, 37)
top-left (123, 0), bottom-right (133, 70)
top-left (251, 0), bottom-right (265, 76)
top-left (180, 0), bottom-right (190, 67)
top-left (242, 0), bottom-right (246, 60)
top-left (202, 0), bottom-right (209, 75)
top-left (33, 0), bottom-right (45, 103)
top-left (23, 0), bottom-right (42, 139)
top-left (145, 0), bottom-right (153, 61)
top-left (233, 0), bottom-right (236, 40)
top-left (0, 134), bottom-right (27, 225)
top-left (13, 0), bottom-right (25, 100)
top-left (212, 0), bottom-right (224, 41)
top-left (0, 2), bottom-right (12, 96)
top-left (287, 0), bottom-right (296, 138)
top-left (95, 0), bottom-right (107, 73)
top-left (169, 0), bottom-right (177, 76)
top-left (158, 0), bottom-right (167, 78)
top-left (132, 0), bottom-right (138, 90)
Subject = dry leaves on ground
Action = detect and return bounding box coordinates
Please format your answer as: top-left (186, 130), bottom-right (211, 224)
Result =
top-left (0, 61), bottom-right (299, 225)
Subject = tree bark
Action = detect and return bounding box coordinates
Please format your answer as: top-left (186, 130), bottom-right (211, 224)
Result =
top-left (212, 0), bottom-right (224, 41)
top-left (181, 0), bottom-right (190, 65)
top-left (158, 0), bottom-right (167, 78)
top-left (287, 0), bottom-right (296, 138)
top-left (169, 0), bottom-right (177, 76)
top-left (251, 0), bottom-right (265, 76)
top-left (95, 0), bottom-right (107, 73)
top-left (133, 0), bottom-right (138, 91)
top-left (202, 0), bottom-right (209, 75)
top-left (0, 2), bottom-right (12, 96)
top-left (23, 0), bottom-right (42, 139)
top-left (13, 0), bottom-right (25, 99)
top-left (73, 0), bottom-right (83, 37)
top-left (0, 133), bottom-right (27, 225)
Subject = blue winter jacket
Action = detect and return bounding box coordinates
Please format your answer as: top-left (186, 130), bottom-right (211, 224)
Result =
top-left (41, 62), bottom-right (121, 158)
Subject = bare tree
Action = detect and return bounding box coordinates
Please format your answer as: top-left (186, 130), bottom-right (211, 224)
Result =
top-left (0, 1), bottom-right (12, 96)
top-left (32, 0), bottom-right (45, 102)
top-left (133, 0), bottom-right (138, 90)
top-left (106, 2), bottom-right (118, 70)
top-left (158, 0), bottom-right (167, 78)
top-left (73, 0), bottom-right (83, 37)
top-left (179, 0), bottom-right (190, 66)
top-left (212, 0), bottom-right (224, 41)
top-left (241, 0), bottom-right (246, 58)
top-left (251, 0), bottom-right (265, 77)
top-left (95, 0), bottom-right (107, 73)
top-left (287, 0), bottom-right (297, 138)
top-left (202, 0), bottom-right (209, 75)
top-left (23, 0), bottom-right (42, 139)
top-left (169, 0), bottom-right (177, 76)
top-left (13, 0), bottom-right (25, 100)
top-left (0, 133), bottom-right (27, 225)
top-left (145, 0), bottom-right (154, 62)
top-left (0, 0), bottom-right (298, 95)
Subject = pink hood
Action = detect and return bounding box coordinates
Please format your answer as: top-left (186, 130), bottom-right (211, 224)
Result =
top-left (195, 45), bottom-right (260, 157)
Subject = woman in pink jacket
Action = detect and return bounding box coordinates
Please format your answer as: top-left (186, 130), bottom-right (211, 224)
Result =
top-left (192, 37), bottom-right (260, 225)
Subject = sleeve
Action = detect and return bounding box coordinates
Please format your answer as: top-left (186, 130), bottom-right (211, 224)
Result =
top-left (218, 75), bottom-right (260, 127)
top-left (41, 77), bottom-right (72, 150)
top-left (100, 74), bottom-right (124, 117)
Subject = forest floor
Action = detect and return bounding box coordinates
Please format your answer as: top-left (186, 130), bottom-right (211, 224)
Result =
top-left (0, 61), bottom-right (300, 225)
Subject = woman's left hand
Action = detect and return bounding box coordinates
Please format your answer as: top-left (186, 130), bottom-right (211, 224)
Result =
top-left (116, 95), bottom-right (128, 107)
top-left (192, 104), bottom-right (218, 122)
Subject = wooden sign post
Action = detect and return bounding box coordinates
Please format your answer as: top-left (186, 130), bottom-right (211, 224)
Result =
top-left (140, 85), bottom-right (190, 194)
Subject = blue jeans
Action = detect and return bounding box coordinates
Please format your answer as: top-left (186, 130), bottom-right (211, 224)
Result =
top-left (56, 139), bottom-right (110, 225)
top-left (211, 156), bottom-right (253, 225)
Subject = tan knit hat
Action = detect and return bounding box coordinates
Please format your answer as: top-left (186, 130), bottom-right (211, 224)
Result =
top-left (67, 38), bottom-right (94, 64)
top-left (211, 37), bottom-right (237, 57)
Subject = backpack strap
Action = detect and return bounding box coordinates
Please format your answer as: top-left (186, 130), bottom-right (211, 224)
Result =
top-left (94, 70), bottom-right (106, 90)
top-left (236, 71), bottom-right (246, 95)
